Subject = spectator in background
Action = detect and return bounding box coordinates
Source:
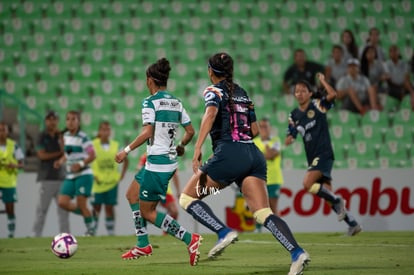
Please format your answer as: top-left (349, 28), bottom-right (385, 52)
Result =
top-left (32, 111), bottom-right (70, 237)
top-left (360, 45), bottom-right (390, 94)
top-left (384, 45), bottom-right (414, 109)
top-left (336, 58), bottom-right (380, 114)
top-left (253, 118), bottom-right (284, 228)
top-left (340, 29), bottom-right (359, 61)
top-left (91, 121), bottom-right (129, 236)
top-left (0, 121), bottom-right (24, 238)
top-left (283, 48), bottom-right (325, 94)
top-left (325, 45), bottom-right (348, 87)
top-left (359, 27), bottom-right (386, 62)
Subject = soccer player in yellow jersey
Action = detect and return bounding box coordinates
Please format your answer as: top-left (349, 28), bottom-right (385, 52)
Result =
top-left (253, 118), bottom-right (284, 216)
top-left (91, 121), bottom-right (129, 235)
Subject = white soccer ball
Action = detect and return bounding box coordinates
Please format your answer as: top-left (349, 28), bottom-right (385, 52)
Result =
top-left (51, 233), bottom-right (78, 259)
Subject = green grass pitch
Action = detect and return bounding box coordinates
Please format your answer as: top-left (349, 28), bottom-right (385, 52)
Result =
top-left (0, 231), bottom-right (413, 274)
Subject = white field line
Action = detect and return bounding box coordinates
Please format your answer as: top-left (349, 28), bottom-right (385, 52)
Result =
top-left (239, 239), bottom-right (414, 248)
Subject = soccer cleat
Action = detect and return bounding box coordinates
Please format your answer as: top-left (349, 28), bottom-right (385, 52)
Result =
top-left (188, 233), bottom-right (203, 266)
top-left (208, 230), bottom-right (238, 259)
top-left (288, 250), bottom-right (311, 275)
top-left (335, 198), bottom-right (347, 222)
top-left (121, 245), bottom-right (153, 260)
top-left (347, 224), bottom-right (362, 236)
top-left (84, 228), bottom-right (96, 237)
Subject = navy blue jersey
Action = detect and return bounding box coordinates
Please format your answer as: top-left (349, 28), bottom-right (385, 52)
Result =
top-left (202, 80), bottom-right (254, 148)
top-left (287, 97), bottom-right (334, 164)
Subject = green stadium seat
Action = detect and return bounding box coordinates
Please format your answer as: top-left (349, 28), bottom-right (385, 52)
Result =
top-left (392, 107), bottom-right (411, 124)
top-left (380, 139), bottom-right (411, 163)
top-left (274, 109), bottom-right (288, 126)
top-left (330, 124), bottom-right (353, 145)
top-left (282, 157), bottom-right (294, 170)
top-left (399, 95), bottom-right (413, 110)
top-left (282, 154), bottom-right (307, 170)
top-left (381, 94), bottom-right (401, 113)
top-left (360, 110), bottom-right (389, 127)
top-left (330, 109), bottom-right (360, 128)
top-left (347, 141), bottom-right (380, 162)
top-left (283, 141), bottom-right (307, 170)
top-left (354, 124), bottom-right (387, 144)
top-left (245, 1), bottom-right (271, 17)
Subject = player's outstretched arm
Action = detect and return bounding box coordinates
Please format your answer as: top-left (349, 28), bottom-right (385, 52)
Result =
top-left (317, 73), bottom-right (337, 102)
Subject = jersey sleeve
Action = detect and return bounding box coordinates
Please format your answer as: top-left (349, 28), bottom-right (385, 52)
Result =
top-left (14, 144), bottom-right (25, 161)
top-left (82, 134), bottom-right (95, 155)
top-left (203, 85), bottom-right (223, 107)
top-left (141, 98), bottom-right (155, 125)
top-left (271, 137), bottom-right (282, 152)
top-left (314, 98), bottom-right (334, 113)
top-left (180, 106), bottom-right (191, 127)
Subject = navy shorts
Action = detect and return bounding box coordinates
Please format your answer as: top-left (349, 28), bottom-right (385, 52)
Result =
top-left (200, 141), bottom-right (267, 188)
top-left (307, 155), bottom-right (333, 182)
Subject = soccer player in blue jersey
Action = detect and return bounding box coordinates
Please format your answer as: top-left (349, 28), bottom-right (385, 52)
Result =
top-left (55, 110), bottom-right (97, 236)
top-left (285, 73), bottom-right (362, 236)
top-left (115, 58), bottom-right (201, 266)
top-left (179, 53), bottom-right (310, 275)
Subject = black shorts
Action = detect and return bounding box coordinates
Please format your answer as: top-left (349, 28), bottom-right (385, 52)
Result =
top-left (200, 141), bottom-right (267, 188)
top-left (307, 155), bottom-right (333, 182)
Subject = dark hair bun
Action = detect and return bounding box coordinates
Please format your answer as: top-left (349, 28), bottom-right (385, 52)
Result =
top-left (157, 58), bottom-right (171, 75)
top-left (147, 57), bottom-right (171, 86)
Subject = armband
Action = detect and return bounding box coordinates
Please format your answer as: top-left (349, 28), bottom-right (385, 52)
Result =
top-left (78, 160), bottom-right (85, 168)
top-left (124, 145), bottom-right (131, 154)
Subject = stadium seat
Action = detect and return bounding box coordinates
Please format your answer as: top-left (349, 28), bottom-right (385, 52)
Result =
top-left (360, 110), bottom-right (390, 128)
top-left (330, 109), bottom-right (360, 129)
top-left (380, 139), bottom-right (410, 162)
top-left (393, 107), bottom-right (412, 124)
top-left (381, 94), bottom-right (401, 113)
top-left (353, 124), bottom-right (387, 144)
top-left (346, 141), bottom-right (380, 164)
top-left (330, 124), bottom-right (353, 145)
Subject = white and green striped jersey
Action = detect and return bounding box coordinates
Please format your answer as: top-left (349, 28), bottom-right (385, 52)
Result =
top-left (63, 130), bottom-right (94, 179)
top-left (141, 91), bottom-right (191, 173)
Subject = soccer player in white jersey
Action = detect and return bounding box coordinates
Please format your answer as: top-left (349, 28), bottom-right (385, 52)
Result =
top-left (55, 110), bottom-right (96, 236)
top-left (115, 58), bottom-right (201, 266)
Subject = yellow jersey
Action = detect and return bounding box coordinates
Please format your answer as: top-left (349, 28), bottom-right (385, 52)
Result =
top-left (91, 138), bottom-right (121, 193)
top-left (253, 136), bottom-right (283, 185)
top-left (0, 139), bottom-right (20, 188)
